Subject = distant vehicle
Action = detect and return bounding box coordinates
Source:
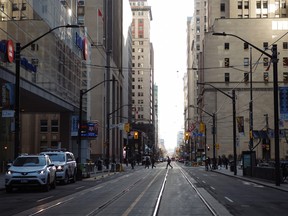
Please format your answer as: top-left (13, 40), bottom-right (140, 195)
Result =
top-left (40, 150), bottom-right (77, 184)
top-left (5, 154), bottom-right (56, 193)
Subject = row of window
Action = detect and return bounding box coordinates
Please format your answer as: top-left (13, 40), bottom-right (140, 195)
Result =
top-left (223, 57), bottom-right (288, 67)
top-left (132, 92), bottom-right (144, 97)
top-left (223, 72), bottom-right (288, 83)
top-left (224, 41), bottom-right (288, 50)
top-left (132, 77), bottom-right (144, 82)
top-left (132, 85), bottom-right (144, 89)
top-left (40, 120), bottom-right (59, 133)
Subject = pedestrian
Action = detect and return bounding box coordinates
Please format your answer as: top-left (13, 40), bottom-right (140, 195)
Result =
top-left (130, 157), bottom-right (135, 169)
top-left (207, 157), bottom-right (212, 170)
top-left (144, 157), bottom-right (150, 169)
top-left (151, 157), bottom-right (156, 169)
top-left (222, 155), bottom-right (228, 169)
top-left (218, 156), bottom-right (222, 169)
top-left (166, 156), bottom-right (173, 169)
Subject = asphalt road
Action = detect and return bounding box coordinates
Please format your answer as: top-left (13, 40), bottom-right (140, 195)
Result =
top-left (0, 163), bottom-right (224, 216)
top-left (2, 163), bottom-right (287, 216)
top-left (183, 166), bottom-right (288, 216)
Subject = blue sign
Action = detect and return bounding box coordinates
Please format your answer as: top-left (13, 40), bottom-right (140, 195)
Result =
top-left (279, 87), bottom-right (288, 120)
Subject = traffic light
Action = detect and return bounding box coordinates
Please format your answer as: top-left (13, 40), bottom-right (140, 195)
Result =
top-left (134, 131), bottom-right (139, 139)
top-left (199, 122), bottom-right (205, 133)
top-left (124, 123), bottom-right (130, 133)
top-left (184, 132), bottom-right (190, 141)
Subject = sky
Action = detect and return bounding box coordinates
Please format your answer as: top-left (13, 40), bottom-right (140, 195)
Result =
top-left (149, 0), bottom-right (194, 151)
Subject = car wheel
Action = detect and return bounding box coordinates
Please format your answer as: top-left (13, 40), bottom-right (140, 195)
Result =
top-left (62, 172), bottom-right (69, 184)
top-left (5, 186), bottom-right (12, 193)
top-left (71, 170), bottom-right (77, 183)
top-left (42, 176), bottom-right (50, 192)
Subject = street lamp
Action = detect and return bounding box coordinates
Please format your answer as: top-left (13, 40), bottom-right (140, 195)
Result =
top-left (190, 105), bottom-right (216, 166)
top-left (213, 32), bottom-right (280, 186)
top-left (197, 82), bottom-right (237, 175)
top-left (14, 24), bottom-right (81, 159)
top-left (77, 79), bottom-right (114, 163)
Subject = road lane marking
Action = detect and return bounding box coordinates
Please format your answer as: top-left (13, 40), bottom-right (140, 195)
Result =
top-left (75, 186), bottom-right (85, 190)
top-left (210, 186), bottom-right (215, 190)
top-left (225, 196), bottom-right (234, 203)
top-left (122, 171), bottom-right (163, 216)
top-left (37, 196), bottom-right (53, 202)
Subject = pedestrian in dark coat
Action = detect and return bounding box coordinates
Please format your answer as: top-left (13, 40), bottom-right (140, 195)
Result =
top-left (151, 157), bottom-right (156, 169)
top-left (166, 156), bottom-right (173, 169)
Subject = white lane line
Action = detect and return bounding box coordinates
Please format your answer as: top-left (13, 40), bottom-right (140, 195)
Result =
top-left (210, 186), bottom-right (215, 190)
top-left (75, 186), bottom-right (85, 190)
top-left (225, 196), bottom-right (234, 203)
top-left (37, 196), bottom-right (53, 202)
top-left (202, 180), bottom-right (206, 184)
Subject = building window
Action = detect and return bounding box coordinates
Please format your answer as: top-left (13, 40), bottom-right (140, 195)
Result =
top-left (21, 3), bottom-right (26, 10)
top-left (244, 58), bottom-right (249, 66)
top-left (238, 1), bottom-right (242, 9)
top-left (263, 42), bottom-right (269, 50)
top-left (264, 72), bottom-right (269, 82)
top-left (224, 58), bottom-right (230, 67)
top-left (263, 57), bottom-right (269, 66)
top-left (51, 120), bottom-right (59, 132)
top-left (224, 43), bottom-right (229, 50)
top-left (263, 1), bottom-right (268, 9)
top-left (283, 42), bottom-right (288, 49)
top-left (138, 85), bottom-right (143, 89)
top-left (283, 57), bottom-right (288, 67)
top-left (256, 1), bottom-right (261, 9)
top-left (40, 120), bottom-right (48, 132)
top-left (12, 3), bottom-right (18, 11)
top-left (244, 1), bottom-right (249, 9)
top-left (225, 73), bottom-right (230, 82)
top-left (244, 73), bottom-right (249, 83)
top-left (220, 3), bottom-right (225, 12)
top-left (138, 48), bottom-right (144, 52)
top-left (244, 42), bottom-right (249, 49)
top-left (284, 72), bottom-right (288, 83)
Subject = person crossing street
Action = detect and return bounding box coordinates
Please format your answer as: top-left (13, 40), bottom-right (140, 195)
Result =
top-left (166, 156), bottom-right (173, 169)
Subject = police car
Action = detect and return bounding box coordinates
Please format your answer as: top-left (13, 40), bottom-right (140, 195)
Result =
top-left (40, 150), bottom-right (77, 184)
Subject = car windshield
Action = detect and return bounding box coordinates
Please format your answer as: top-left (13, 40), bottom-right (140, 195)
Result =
top-left (46, 153), bottom-right (65, 162)
top-left (13, 157), bottom-right (46, 166)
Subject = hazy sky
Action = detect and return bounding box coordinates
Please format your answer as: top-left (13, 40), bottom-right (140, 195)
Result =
top-left (149, 0), bottom-right (194, 151)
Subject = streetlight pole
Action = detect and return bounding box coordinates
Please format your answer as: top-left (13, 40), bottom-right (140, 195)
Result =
top-left (77, 79), bottom-right (114, 163)
top-left (197, 82), bottom-right (237, 175)
top-left (213, 32), bottom-right (280, 186)
top-left (190, 105), bottom-right (216, 167)
top-left (14, 24), bottom-right (81, 159)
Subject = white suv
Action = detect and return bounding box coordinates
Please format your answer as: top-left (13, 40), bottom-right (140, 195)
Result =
top-left (5, 154), bottom-right (56, 192)
top-left (40, 151), bottom-right (77, 184)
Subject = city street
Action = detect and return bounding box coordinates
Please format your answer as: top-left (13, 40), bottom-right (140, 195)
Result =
top-left (1, 162), bottom-right (288, 215)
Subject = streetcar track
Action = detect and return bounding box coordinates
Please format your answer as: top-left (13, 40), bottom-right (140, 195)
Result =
top-left (180, 167), bottom-right (218, 216)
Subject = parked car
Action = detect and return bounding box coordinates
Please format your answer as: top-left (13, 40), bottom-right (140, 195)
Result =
top-left (5, 154), bottom-right (56, 193)
top-left (40, 150), bottom-right (77, 184)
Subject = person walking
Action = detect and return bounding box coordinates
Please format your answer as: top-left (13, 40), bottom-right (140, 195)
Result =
top-left (166, 156), bottom-right (173, 169)
top-left (151, 157), bottom-right (156, 169)
top-left (144, 156), bottom-right (150, 169)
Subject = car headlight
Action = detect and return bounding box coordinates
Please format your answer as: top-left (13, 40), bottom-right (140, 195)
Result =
top-left (38, 170), bottom-right (46, 175)
top-left (6, 170), bottom-right (13, 175)
top-left (56, 165), bottom-right (64, 171)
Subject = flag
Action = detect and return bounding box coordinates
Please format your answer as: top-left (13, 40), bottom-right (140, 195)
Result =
top-left (97, 8), bottom-right (104, 44)
top-left (98, 9), bottom-right (103, 21)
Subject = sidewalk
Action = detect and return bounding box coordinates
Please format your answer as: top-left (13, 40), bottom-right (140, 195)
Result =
top-left (212, 165), bottom-right (288, 192)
